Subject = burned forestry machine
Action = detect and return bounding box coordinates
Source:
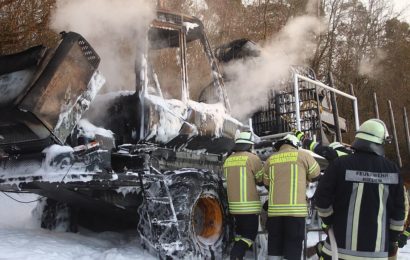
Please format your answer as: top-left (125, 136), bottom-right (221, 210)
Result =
top-left (0, 10), bottom-right (241, 259)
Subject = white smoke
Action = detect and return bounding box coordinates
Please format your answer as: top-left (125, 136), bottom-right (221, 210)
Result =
top-left (224, 15), bottom-right (324, 120)
top-left (359, 49), bottom-right (386, 78)
top-left (50, 0), bottom-right (155, 91)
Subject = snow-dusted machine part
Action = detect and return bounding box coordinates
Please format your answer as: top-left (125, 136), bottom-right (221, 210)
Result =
top-left (0, 10), bottom-right (239, 260)
top-left (0, 32), bottom-right (101, 153)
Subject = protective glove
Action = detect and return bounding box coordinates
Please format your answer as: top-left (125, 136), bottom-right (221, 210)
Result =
top-left (398, 232), bottom-right (409, 248)
top-left (303, 138), bottom-right (317, 151)
top-left (388, 241), bottom-right (398, 257)
top-left (294, 130), bottom-right (305, 142)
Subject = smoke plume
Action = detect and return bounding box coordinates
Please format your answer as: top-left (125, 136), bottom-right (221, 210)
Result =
top-left (359, 49), bottom-right (386, 78)
top-left (50, 0), bottom-right (155, 91)
top-left (224, 15), bottom-right (324, 120)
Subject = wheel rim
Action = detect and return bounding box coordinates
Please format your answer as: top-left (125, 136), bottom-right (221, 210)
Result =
top-left (192, 194), bottom-right (223, 246)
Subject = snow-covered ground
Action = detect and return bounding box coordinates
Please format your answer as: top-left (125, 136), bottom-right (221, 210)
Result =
top-left (0, 192), bottom-right (409, 259)
top-left (0, 193), bottom-right (155, 260)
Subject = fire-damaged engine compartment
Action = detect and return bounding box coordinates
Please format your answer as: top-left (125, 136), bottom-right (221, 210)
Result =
top-left (0, 10), bottom-right (242, 259)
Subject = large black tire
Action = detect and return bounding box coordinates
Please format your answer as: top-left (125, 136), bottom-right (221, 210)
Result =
top-left (36, 198), bottom-right (78, 232)
top-left (138, 169), bottom-right (232, 259)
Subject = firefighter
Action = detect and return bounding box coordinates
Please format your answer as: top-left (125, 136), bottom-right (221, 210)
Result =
top-left (314, 119), bottom-right (406, 259)
top-left (262, 133), bottom-right (320, 260)
top-left (303, 139), bottom-right (353, 161)
top-left (223, 131), bottom-right (263, 260)
top-left (301, 139), bottom-right (353, 258)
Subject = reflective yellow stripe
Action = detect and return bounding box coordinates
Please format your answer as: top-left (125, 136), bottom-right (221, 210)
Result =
top-left (240, 167), bottom-right (244, 202)
top-left (309, 162), bottom-right (319, 174)
top-left (255, 169), bottom-right (264, 179)
top-left (290, 165), bottom-right (294, 204)
top-left (234, 237), bottom-right (253, 247)
top-left (269, 166), bottom-right (274, 206)
top-left (270, 204), bottom-right (306, 207)
top-left (294, 164), bottom-right (298, 204)
top-left (243, 167), bottom-right (247, 202)
top-left (352, 183), bottom-right (364, 250)
top-left (404, 230), bottom-right (410, 236)
top-left (309, 141), bottom-right (317, 151)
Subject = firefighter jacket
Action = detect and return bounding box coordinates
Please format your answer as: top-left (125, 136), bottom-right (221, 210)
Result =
top-left (262, 144), bottom-right (320, 217)
top-left (314, 151), bottom-right (406, 260)
top-left (223, 151), bottom-right (263, 215)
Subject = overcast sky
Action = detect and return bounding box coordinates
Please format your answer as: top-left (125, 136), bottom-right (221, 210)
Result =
top-left (393, 0), bottom-right (410, 23)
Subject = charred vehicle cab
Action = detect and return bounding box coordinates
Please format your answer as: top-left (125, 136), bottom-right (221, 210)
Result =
top-left (0, 10), bottom-right (242, 259)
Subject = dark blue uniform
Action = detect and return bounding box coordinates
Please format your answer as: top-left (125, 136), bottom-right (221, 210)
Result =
top-left (314, 151), bottom-right (405, 259)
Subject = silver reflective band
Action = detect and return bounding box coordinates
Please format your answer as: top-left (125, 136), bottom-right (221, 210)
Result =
top-left (345, 170), bottom-right (398, 184)
top-left (323, 242), bottom-right (388, 259)
top-left (316, 206), bottom-right (334, 217)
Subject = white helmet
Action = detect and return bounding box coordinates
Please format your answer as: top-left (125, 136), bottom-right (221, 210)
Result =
top-left (235, 131), bottom-right (254, 144)
top-left (273, 134), bottom-right (300, 150)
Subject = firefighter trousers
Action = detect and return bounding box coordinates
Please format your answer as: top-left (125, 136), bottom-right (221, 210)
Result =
top-left (266, 216), bottom-right (305, 260)
top-left (230, 214), bottom-right (259, 260)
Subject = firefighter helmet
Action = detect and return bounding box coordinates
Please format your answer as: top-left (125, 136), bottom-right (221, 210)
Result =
top-left (352, 119), bottom-right (390, 156)
top-left (273, 134), bottom-right (300, 150)
top-left (235, 131), bottom-right (254, 145)
top-left (355, 119), bottom-right (390, 144)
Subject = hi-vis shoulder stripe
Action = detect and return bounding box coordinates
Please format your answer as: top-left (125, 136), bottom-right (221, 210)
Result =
top-left (345, 170), bottom-right (399, 184)
top-left (309, 162), bottom-right (319, 174)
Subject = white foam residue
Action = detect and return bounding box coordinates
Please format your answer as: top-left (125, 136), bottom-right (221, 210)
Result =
top-left (144, 94), bottom-right (241, 143)
top-left (115, 186), bottom-right (140, 197)
top-left (0, 144), bottom-right (99, 185)
top-left (0, 135), bottom-right (4, 140)
top-left (55, 71), bottom-right (106, 133)
top-left (77, 119), bottom-right (114, 139)
top-left (145, 94), bottom-right (187, 143)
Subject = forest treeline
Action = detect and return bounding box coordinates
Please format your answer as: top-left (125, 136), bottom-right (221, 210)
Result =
top-left (1, 0), bottom-right (410, 165)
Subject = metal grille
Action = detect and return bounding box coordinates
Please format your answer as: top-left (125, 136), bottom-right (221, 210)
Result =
top-left (252, 84), bottom-right (321, 138)
top-left (78, 38), bottom-right (100, 67)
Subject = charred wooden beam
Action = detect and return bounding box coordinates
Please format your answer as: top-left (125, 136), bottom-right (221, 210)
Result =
top-left (328, 72), bottom-right (342, 142)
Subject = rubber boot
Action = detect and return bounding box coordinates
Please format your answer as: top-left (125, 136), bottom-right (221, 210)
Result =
top-left (230, 240), bottom-right (249, 260)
